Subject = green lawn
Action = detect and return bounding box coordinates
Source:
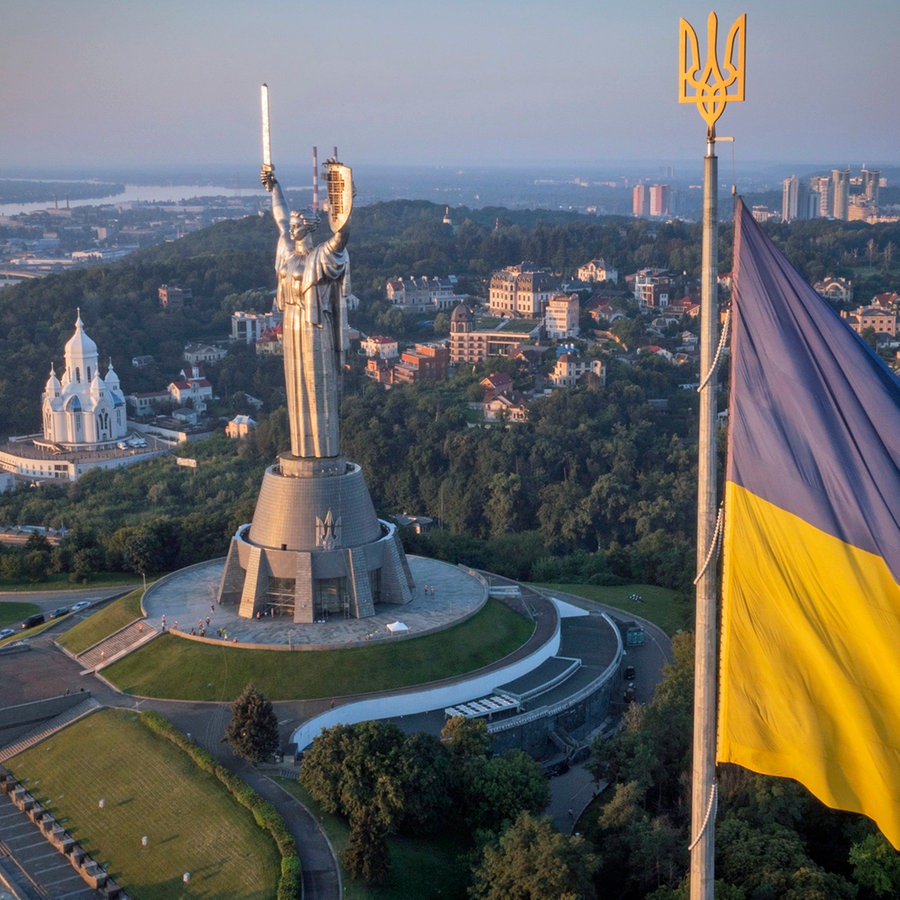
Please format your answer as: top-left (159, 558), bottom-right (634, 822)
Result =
top-left (103, 599), bottom-right (534, 701)
top-left (532, 582), bottom-right (692, 636)
top-left (57, 589), bottom-right (144, 655)
top-left (279, 780), bottom-right (470, 899)
top-left (0, 600), bottom-right (40, 629)
top-left (7, 708), bottom-right (280, 899)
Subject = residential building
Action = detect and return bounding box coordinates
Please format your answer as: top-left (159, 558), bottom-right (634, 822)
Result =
top-left (183, 342), bottom-right (227, 365)
top-left (255, 323), bottom-right (283, 356)
top-left (488, 265), bottom-right (559, 317)
top-left (862, 166), bottom-right (881, 205)
top-left (361, 335), bottom-right (399, 359)
top-left (127, 390), bottom-right (171, 416)
top-left (814, 277), bottom-right (853, 305)
top-left (832, 167), bottom-right (850, 220)
top-left (631, 268), bottom-right (672, 309)
top-left (632, 184), bottom-right (649, 217)
top-left (365, 356), bottom-right (394, 385)
top-left (449, 303), bottom-right (540, 365)
top-left (231, 307), bottom-right (281, 343)
top-left (226, 415), bottom-right (257, 438)
top-left (549, 353), bottom-right (606, 388)
top-left (545, 294), bottom-right (580, 339)
top-left (385, 276), bottom-right (462, 313)
top-left (809, 175), bottom-right (832, 218)
top-left (782, 176), bottom-right (800, 222)
top-left (577, 258), bottom-right (618, 284)
top-left (667, 296), bottom-right (701, 317)
top-left (392, 343), bottom-right (450, 385)
top-left (841, 306), bottom-right (897, 337)
top-left (168, 365), bottom-right (213, 410)
top-left (649, 184), bottom-right (671, 218)
top-left (871, 292), bottom-right (899, 310)
top-left (483, 391), bottom-right (528, 423)
top-left (480, 373), bottom-right (513, 402)
top-left (158, 284), bottom-right (192, 310)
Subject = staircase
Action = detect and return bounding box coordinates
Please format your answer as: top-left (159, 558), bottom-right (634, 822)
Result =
top-left (0, 697), bottom-right (101, 762)
top-left (77, 620), bottom-right (159, 672)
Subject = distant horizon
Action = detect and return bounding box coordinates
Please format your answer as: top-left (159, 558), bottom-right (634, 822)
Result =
top-left (4, 157), bottom-right (900, 183)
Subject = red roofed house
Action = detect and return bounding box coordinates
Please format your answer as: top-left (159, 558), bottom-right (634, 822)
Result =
top-left (481, 372), bottom-right (513, 402)
top-left (168, 364), bottom-right (213, 410)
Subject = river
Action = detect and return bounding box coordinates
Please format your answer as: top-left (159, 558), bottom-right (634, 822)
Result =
top-left (0, 183), bottom-right (250, 217)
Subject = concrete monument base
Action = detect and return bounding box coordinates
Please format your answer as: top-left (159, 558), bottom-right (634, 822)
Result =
top-left (217, 455), bottom-right (415, 623)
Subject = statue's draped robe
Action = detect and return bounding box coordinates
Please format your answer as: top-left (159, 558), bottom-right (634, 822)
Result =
top-left (275, 235), bottom-right (348, 459)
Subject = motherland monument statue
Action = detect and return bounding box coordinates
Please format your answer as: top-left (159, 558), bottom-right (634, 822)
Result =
top-left (217, 85), bottom-right (414, 622)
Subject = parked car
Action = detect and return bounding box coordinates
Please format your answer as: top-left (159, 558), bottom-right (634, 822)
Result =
top-left (70, 600), bottom-right (92, 613)
top-left (623, 665), bottom-right (636, 682)
top-left (0, 628), bottom-right (16, 640)
top-left (50, 607), bottom-right (70, 619)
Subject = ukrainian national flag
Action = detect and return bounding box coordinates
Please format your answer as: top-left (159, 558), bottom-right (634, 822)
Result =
top-left (718, 199), bottom-right (900, 847)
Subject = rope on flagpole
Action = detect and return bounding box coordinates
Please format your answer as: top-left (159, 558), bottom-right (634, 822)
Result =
top-left (697, 305), bottom-right (731, 392)
top-left (694, 505), bottom-right (724, 585)
top-left (688, 781), bottom-right (718, 851)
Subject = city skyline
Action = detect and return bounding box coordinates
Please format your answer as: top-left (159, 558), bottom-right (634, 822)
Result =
top-left (3, 0), bottom-right (900, 172)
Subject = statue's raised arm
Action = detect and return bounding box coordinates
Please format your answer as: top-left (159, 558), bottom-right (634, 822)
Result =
top-left (261, 165), bottom-right (290, 239)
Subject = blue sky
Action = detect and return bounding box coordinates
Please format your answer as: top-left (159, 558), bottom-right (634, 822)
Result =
top-left (3, 0), bottom-right (899, 170)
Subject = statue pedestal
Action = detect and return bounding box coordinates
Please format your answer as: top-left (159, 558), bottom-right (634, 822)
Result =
top-left (217, 456), bottom-right (414, 622)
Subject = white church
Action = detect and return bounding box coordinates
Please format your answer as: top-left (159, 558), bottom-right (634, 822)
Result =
top-left (0, 312), bottom-right (168, 483)
top-left (42, 311), bottom-right (128, 447)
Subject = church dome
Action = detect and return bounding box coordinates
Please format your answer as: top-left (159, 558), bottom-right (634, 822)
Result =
top-left (45, 364), bottom-right (61, 397)
top-left (64, 311), bottom-right (98, 359)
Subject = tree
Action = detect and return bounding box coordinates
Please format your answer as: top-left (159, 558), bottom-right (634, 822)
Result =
top-left (300, 721), bottom-right (407, 833)
top-left (22, 549), bottom-right (51, 583)
top-left (224, 684), bottom-right (279, 764)
top-left (397, 731), bottom-right (453, 834)
top-left (466, 750), bottom-right (550, 834)
top-left (342, 811), bottom-right (391, 886)
top-left (849, 833), bottom-right (900, 897)
top-left (469, 812), bottom-right (600, 900)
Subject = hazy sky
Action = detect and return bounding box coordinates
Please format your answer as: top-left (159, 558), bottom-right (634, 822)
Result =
top-left (3, 0), bottom-right (899, 171)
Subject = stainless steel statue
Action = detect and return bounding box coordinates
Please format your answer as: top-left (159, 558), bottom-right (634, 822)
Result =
top-left (216, 86), bottom-right (414, 621)
top-left (260, 154), bottom-right (352, 460)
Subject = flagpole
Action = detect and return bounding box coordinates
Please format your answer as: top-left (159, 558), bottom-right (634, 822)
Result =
top-left (690, 131), bottom-right (719, 900)
top-left (677, 13), bottom-right (746, 899)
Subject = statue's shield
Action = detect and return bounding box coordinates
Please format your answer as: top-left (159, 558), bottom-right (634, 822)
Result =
top-left (325, 162), bottom-right (353, 232)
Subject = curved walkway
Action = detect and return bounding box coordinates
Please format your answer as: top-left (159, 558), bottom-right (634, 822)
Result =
top-left (0, 573), bottom-right (555, 900)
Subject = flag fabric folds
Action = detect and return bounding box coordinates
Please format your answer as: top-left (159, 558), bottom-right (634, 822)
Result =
top-left (718, 198), bottom-right (900, 847)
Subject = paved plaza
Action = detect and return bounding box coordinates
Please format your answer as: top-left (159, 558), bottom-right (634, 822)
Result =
top-left (143, 555), bottom-right (488, 648)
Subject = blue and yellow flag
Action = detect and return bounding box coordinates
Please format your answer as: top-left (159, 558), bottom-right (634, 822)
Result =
top-left (719, 199), bottom-right (900, 847)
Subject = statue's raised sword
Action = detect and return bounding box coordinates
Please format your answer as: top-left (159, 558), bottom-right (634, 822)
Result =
top-left (260, 83), bottom-right (272, 168)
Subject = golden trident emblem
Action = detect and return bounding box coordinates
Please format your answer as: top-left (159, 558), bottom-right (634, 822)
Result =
top-left (679, 12), bottom-right (746, 137)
